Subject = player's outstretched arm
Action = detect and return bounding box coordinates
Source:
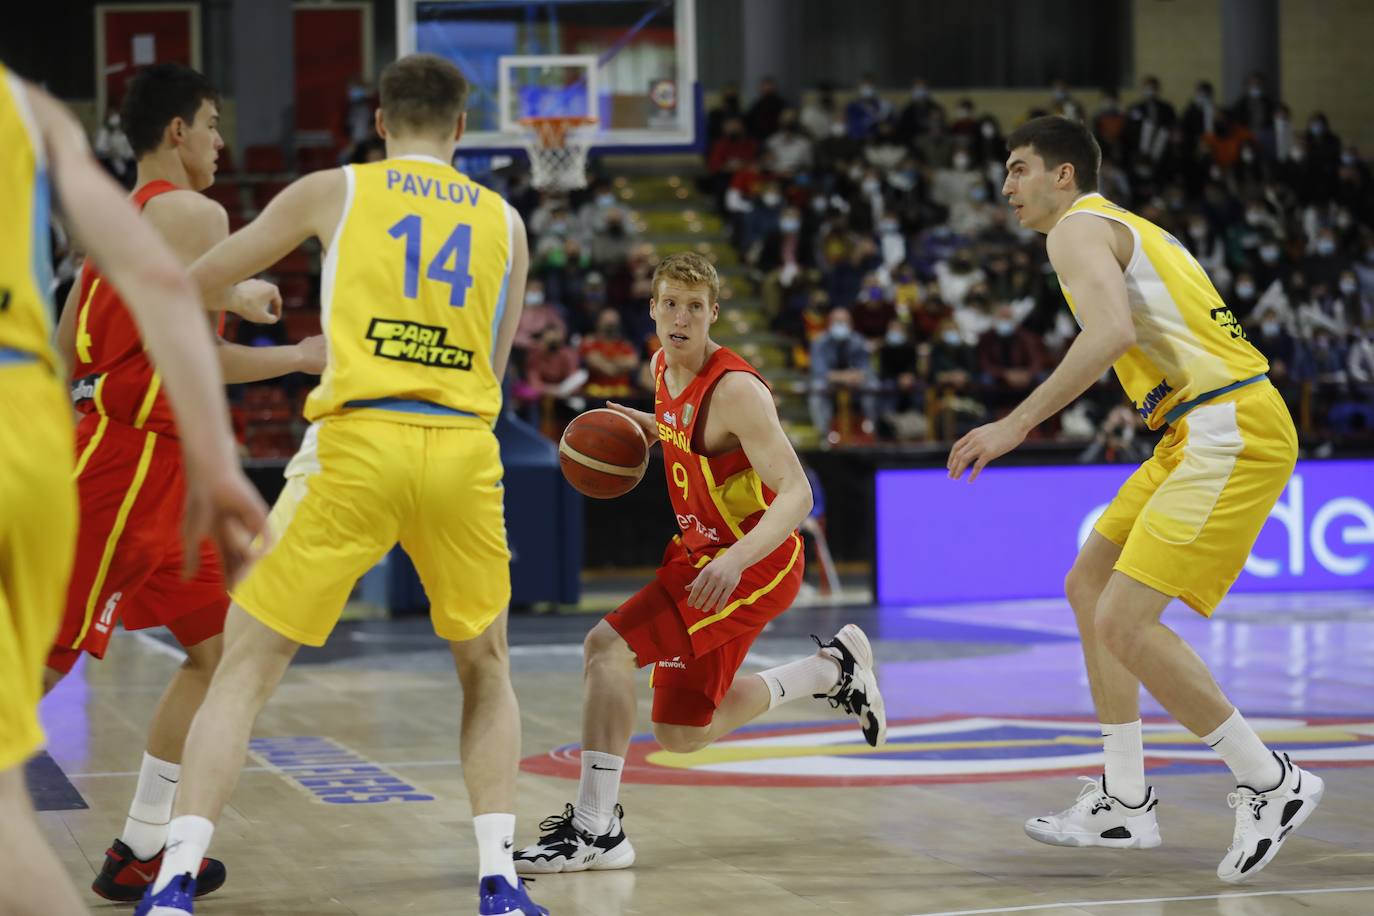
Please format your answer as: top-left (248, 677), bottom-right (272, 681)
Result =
top-left (948, 215), bottom-right (1135, 482)
top-left (491, 204), bottom-right (530, 382)
top-left (27, 82), bottom-right (268, 581)
top-left (685, 372), bottom-right (813, 613)
top-left (218, 334), bottom-right (326, 383)
top-left (188, 168), bottom-right (345, 303)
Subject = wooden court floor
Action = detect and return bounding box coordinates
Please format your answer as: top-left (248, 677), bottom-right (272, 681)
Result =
top-left (32, 594), bottom-right (1374, 915)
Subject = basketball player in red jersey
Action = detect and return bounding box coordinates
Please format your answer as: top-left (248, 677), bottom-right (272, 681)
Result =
top-left (515, 251), bottom-right (887, 873)
top-left (41, 64), bottom-right (321, 903)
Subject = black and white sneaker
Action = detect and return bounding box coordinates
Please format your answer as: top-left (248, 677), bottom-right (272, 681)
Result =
top-left (1217, 752), bottom-right (1324, 883)
top-left (813, 624), bottom-right (887, 747)
top-left (513, 804), bottom-right (636, 875)
top-left (1024, 776), bottom-right (1162, 849)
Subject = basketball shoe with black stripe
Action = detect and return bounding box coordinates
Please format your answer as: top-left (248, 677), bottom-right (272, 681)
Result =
top-left (514, 803), bottom-right (636, 874)
top-left (813, 624), bottom-right (887, 747)
top-left (1217, 751), bottom-right (1324, 883)
top-left (1024, 776), bottom-right (1162, 848)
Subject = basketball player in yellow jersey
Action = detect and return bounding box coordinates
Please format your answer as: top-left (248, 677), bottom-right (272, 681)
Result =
top-left (0, 64), bottom-right (266, 916)
top-left (138, 54), bottom-right (546, 916)
top-left (947, 116), bottom-right (1321, 883)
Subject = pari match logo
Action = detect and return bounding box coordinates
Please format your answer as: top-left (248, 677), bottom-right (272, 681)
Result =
top-left (521, 714), bottom-right (1374, 787)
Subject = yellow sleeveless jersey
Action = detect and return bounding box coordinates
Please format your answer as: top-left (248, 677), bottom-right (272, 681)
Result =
top-left (1056, 193), bottom-right (1268, 429)
top-left (306, 155), bottom-right (515, 428)
top-left (0, 64), bottom-right (56, 369)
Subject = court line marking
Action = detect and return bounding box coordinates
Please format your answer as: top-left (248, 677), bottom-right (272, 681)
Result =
top-left (906, 884), bottom-right (1374, 916)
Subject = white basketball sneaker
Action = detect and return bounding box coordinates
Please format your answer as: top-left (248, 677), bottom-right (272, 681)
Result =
top-left (814, 624), bottom-right (887, 747)
top-left (1024, 776), bottom-right (1162, 849)
top-left (513, 804), bottom-right (636, 875)
top-left (1217, 752), bottom-right (1324, 883)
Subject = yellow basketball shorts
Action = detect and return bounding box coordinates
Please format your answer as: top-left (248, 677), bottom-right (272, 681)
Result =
top-left (0, 363), bottom-right (77, 772)
top-left (1095, 380), bottom-right (1297, 616)
top-left (231, 416), bottom-right (511, 646)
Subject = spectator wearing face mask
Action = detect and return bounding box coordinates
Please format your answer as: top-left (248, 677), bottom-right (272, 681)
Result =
top-left (1093, 91), bottom-right (1128, 157)
top-left (976, 304), bottom-right (1046, 413)
top-left (972, 116), bottom-right (1005, 165)
top-left (1229, 71), bottom-right (1277, 133)
top-left (925, 317), bottom-right (981, 435)
top-left (808, 307), bottom-right (878, 443)
top-left (1226, 201), bottom-right (1281, 272)
top-left (1203, 114), bottom-right (1256, 170)
top-left (707, 116), bottom-right (758, 199)
top-left (896, 78), bottom-right (945, 143)
top-left (931, 148), bottom-right (982, 222)
top-left (1127, 75), bottom-right (1177, 164)
top-left (1337, 270), bottom-right (1371, 327)
top-left (1185, 215), bottom-right (1228, 279)
top-left (1263, 104), bottom-right (1297, 164)
top-left (852, 274), bottom-right (897, 340)
top-left (512, 279), bottom-right (568, 357)
top-left (1231, 271), bottom-right (1264, 321)
top-left (876, 319), bottom-right (922, 438)
top-left (517, 325), bottom-right (588, 431)
top-left (1301, 227), bottom-right (1347, 286)
top-left (580, 308), bottom-right (642, 401)
top-left (93, 109), bottom-right (136, 186)
top-left (757, 206), bottom-right (812, 330)
top-left (933, 249), bottom-right (986, 307)
top-left (845, 74), bottom-right (891, 140)
top-left (1304, 112), bottom-right (1343, 173)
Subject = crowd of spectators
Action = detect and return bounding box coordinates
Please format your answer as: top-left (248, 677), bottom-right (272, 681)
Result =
top-left (706, 72), bottom-right (1374, 451)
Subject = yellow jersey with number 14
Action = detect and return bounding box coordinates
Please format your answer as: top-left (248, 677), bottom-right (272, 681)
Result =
top-left (306, 155), bottom-right (514, 428)
top-left (0, 65), bottom-right (56, 370)
top-left (1056, 193), bottom-right (1268, 430)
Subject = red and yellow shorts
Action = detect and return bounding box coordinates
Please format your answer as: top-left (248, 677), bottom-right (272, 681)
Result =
top-left (606, 533), bottom-right (804, 727)
top-left (47, 414), bottom-right (228, 675)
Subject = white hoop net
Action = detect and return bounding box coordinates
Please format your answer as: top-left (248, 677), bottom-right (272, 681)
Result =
top-left (520, 117), bottom-right (596, 190)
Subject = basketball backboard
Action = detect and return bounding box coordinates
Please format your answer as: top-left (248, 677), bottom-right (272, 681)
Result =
top-left (397, 0), bottom-right (698, 153)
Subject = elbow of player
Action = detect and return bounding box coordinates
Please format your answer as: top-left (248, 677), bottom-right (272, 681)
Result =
top-left (1105, 323), bottom-right (1136, 358)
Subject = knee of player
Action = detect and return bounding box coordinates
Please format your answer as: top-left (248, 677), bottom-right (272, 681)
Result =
top-left (652, 722), bottom-right (711, 754)
top-left (583, 621), bottom-right (630, 665)
top-left (1093, 602), bottom-right (1137, 657)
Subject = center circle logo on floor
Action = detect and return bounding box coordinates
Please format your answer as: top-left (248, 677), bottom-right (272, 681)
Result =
top-left (520, 714), bottom-right (1374, 787)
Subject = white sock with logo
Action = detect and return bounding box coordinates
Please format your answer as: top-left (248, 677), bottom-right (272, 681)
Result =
top-left (759, 654), bottom-right (843, 710)
top-left (122, 753), bottom-right (181, 860)
top-left (473, 813), bottom-right (518, 884)
top-left (152, 815), bottom-right (213, 894)
top-left (1100, 720), bottom-right (1147, 807)
top-left (573, 751), bottom-right (623, 835)
top-left (1202, 708), bottom-right (1283, 790)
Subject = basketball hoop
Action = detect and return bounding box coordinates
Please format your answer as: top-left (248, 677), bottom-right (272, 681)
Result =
top-left (519, 116), bottom-right (596, 190)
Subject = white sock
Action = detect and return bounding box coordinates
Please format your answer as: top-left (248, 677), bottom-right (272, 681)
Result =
top-left (758, 654), bottom-right (842, 710)
top-left (1202, 708), bottom-right (1283, 790)
top-left (473, 813), bottom-right (518, 884)
top-left (153, 815), bottom-right (213, 894)
top-left (573, 751), bottom-right (623, 835)
top-left (122, 753), bottom-right (180, 860)
top-left (1100, 720), bottom-right (1146, 807)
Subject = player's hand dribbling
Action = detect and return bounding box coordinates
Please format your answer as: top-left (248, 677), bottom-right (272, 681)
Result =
top-left (231, 278), bottom-right (283, 324)
top-left (605, 400), bottom-right (658, 442)
top-left (295, 334), bottom-right (327, 374)
top-left (686, 550), bottom-right (746, 614)
top-left (947, 416), bottom-right (1029, 483)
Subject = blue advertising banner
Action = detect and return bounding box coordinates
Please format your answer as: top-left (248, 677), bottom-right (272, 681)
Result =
top-left (875, 461), bottom-right (1374, 604)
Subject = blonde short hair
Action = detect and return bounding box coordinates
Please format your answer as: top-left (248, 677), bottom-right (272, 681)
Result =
top-left (651, 251), bottom-right (719, 303)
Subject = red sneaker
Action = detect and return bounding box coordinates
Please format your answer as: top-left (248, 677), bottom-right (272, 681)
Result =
top-left (90, 839), bottom-right (226, 902)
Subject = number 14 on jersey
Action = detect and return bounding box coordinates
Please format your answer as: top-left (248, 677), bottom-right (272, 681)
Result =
top-left (388, 214), bottom-right (475, 307)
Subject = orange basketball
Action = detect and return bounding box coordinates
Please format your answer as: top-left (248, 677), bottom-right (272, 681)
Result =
top-left (559, 408), bottom-right (651, 498)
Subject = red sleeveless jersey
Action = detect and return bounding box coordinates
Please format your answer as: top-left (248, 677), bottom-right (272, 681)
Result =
top-left (654, 346), bottom-right (777, 555)
top-left (70, 180), bottom-right (222, 438)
